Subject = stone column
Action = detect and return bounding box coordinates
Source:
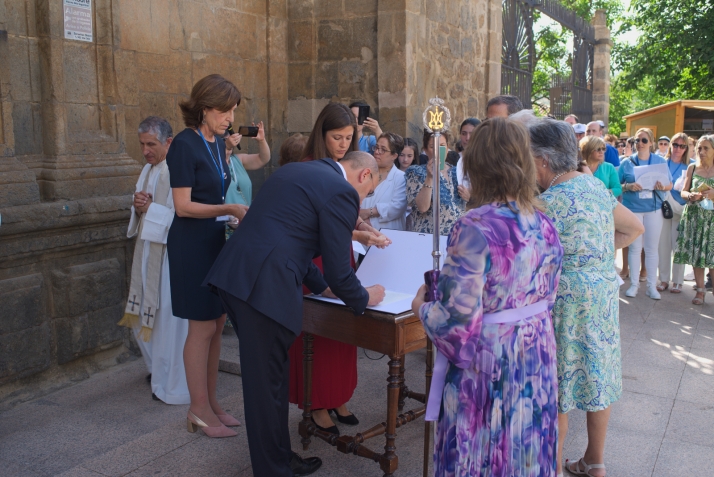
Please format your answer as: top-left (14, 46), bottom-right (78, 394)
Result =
top-left (592, 9), bottom-right (611, 123)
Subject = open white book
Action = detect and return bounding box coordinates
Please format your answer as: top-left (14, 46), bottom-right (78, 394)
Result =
top-left (306, 229), bottom-right (448, 314)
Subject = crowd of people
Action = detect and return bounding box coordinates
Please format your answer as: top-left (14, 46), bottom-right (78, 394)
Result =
top-left (120, 73), bottom-right (714, 477)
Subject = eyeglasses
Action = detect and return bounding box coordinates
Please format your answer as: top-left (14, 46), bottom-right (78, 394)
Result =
top-left (659, 142), bottom-right (670, 146)
top-left (371, 146), bottom-right (391, 155)
top-left (634, 138), bottom-right (649, 144)
top-left (595, 147), bottom-right (606, 152)
top-left (671, 143), bottom-right (687, 149)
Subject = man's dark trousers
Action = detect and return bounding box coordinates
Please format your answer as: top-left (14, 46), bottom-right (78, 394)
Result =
top-left (219, 290), bottom-right (296, 477)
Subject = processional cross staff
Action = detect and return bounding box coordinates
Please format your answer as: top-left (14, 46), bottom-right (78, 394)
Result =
top-left (421, 97), bottom-right (451, 477)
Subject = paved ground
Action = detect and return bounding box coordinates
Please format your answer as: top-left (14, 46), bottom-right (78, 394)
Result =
top-left (1, 264), bottom-right (713, 476)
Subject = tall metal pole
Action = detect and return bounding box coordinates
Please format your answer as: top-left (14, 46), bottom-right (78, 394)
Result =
top-left (422, 98), bottom-right (450, 477)
top-left (432, 133), bottom-right (442, 271)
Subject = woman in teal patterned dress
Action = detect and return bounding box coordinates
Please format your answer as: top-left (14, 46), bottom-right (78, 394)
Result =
top-left (674, 135), bottom-right (714, 305)
top-left (413, 119), bottom-right (564, 477)
top-left (527, 117), bottom-right (643, 477)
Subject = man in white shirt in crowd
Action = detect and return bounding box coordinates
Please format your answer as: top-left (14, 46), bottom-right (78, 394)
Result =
top-left (119, 116), bottom-right (190, 404)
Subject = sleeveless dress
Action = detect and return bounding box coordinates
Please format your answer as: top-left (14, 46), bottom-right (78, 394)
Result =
top-left (674, 174), bottom-right (714, 268)
top-left (420, 203), bottom-right (563, 477)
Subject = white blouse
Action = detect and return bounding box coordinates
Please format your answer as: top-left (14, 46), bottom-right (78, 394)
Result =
top-left (361, 166), bottom-right (407, 231)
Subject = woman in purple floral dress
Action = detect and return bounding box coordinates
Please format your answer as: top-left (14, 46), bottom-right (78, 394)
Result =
top-left (413, 118), bottom-right (563, 477)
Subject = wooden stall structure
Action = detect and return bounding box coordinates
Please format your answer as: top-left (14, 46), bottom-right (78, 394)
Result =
top-left (624, 100), bottom-right (714, 139)
top-left (298, 299), bottom-right (431, 477)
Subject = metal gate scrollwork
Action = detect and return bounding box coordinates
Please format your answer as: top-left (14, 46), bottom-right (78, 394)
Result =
top-left (501, 0), bottom-right (595, 120)
top-left (501, 0), bottom-right (534, 109)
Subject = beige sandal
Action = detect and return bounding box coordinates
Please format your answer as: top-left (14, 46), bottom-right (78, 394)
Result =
top-left (566, 458), bottom-right (606, 476)
top-left (693, 288), bottom-right (706, 305)
top-left (670, 283), bottom-right (682, 294)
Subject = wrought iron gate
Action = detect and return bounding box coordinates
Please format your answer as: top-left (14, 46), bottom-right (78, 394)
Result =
top-left (501, 0), bottom-right (595, 119)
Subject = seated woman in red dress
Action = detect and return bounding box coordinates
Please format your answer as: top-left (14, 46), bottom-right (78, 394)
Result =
top-left (289, 102), bottom-right (390, 435)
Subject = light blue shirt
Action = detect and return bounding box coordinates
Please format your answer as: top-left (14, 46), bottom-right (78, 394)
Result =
top-left (358, 135), bottom-right (376, 153)
top-left (618, 153), bottom-right (672, 213)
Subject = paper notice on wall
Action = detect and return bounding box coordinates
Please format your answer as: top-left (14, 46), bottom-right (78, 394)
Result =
top-left (64, 0), bottom-right (92, 42)
top-left (703, 119), bottom-right (714, 131)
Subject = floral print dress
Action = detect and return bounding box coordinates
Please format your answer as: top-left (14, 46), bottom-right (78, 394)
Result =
top-left (405, 164), bottom-right (465, 235)
top-left (420, 203), bottom-right (563, 477)
top-left (674, 174), bottom-right (714, 268)
top-left (540, 174), bottom-right (621, 413)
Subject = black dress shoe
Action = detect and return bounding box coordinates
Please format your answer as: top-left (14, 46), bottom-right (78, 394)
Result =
top-left (328, 408), bottom-right (359, 426)
top-left (310, 416), bottom-right (339, 436)
top-left (151, 393), bottom-right (160, 401)
top-left (290, 451), bottom-right (322, 477)
top-left (145, 373), bottom-right (152, 383)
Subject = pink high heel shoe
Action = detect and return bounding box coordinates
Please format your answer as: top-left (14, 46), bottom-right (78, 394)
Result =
top-left (216, 413), bottom-right (241, 427)
top-left (186, 410), bottom-right (237, 438)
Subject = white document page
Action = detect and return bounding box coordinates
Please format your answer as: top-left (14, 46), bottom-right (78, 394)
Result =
top-left (306, 229), bottom-right (448, 314)
top-left (634, 163), bottom-right (671, 190)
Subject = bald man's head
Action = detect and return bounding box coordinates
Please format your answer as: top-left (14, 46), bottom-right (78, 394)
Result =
top-left (586, 121), bottom-right (603, 137)
top-left (340, 151), bottom-right (379, 201)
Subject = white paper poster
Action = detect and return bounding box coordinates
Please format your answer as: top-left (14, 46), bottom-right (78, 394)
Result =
top-left (64, 0), bottom-right (92, 43)
top-left (634, 163), bottom-right (671, 190)
top-left (306, 229), bottom-right (449, 315)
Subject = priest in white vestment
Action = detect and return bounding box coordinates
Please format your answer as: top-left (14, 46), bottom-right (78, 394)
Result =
top-left (119, 116), bottom-right (190, 404)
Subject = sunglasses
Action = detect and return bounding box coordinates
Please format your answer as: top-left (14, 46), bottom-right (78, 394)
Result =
top-left (595, 147), bottom-right (606, 152)
top-left (634, 138), bottom-right (649, 144)
top-left (671, 143), bottom-right (687, 149)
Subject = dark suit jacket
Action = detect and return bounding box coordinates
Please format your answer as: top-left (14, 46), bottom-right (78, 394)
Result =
top-left (204, 158), bottom-right (369, 335)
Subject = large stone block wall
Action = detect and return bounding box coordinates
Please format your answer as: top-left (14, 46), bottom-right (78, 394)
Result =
top-left (0, 0), bottom-right (278, 409)
top-left (0, 0), bottom-right (499, 408)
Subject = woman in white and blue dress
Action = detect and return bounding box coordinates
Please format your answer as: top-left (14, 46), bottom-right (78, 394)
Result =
top-left (360, 132), bottom-right (408, 231)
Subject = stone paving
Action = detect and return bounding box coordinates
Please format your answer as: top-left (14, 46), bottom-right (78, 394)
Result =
top-left (1, 267), bottom-right (713, 477)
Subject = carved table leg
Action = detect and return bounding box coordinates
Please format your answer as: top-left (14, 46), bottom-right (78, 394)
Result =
top-left (423, 337), bottom-right (434, 477)
top-left (397, 356), bottom-right (406, 411)
top-left (300, 333), bottom-right (314, 451)
top-left (380, 354), bottom-right (401, 477)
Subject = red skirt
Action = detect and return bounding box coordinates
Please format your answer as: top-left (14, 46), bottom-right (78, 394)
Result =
top-left (288, 255), bottom-right (358, 409)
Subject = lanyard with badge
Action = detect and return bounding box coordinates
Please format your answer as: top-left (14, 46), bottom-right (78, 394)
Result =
top-left (632, 154), bottom-right (653, 200)
top-left (197, 128), bottom-right (230, 221)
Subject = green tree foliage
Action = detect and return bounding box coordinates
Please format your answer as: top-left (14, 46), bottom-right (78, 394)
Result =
top-left (616, 0), bottom-right (714, 100)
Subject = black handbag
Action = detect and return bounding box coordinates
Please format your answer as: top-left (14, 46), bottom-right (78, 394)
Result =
top-left (661, 199), bottom-right (673, 219)
top-left (655, 189), bottom-right (673, 219)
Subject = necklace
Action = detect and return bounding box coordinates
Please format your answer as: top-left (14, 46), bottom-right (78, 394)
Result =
top-left (548, 171), bottom-right (568, 189)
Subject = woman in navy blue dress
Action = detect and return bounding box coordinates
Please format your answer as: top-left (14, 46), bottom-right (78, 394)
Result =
top-left (167, 74), bottom-right (247, 438)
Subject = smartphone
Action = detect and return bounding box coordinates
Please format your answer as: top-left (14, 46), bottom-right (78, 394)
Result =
top-left (238, 126), bottom-right (259, 137)
top-left (357, 105), bottom-right (370, 126)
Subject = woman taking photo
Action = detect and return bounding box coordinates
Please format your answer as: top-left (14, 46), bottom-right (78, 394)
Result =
top-left (618, 128), bottom-right (672, 300)
top-left (167, 74), bottom-right (247, 438)
top-left (580, 136), bottom-right (621, 197)
top-left (405, 130), bottom-right (464, 235)
top-left (675, 135), bottom-right (714, 305)
top-left (530, 118), bottom-right (643, 477)
top-left (657, 133), bottom-right (689, 294)
top-left (290, 102), bottom-right (388, 435)
top-left (395, 137), bottom-right (419, 171)
top-left (223, 121), bottom-right (270, 238)
top-left (413, 118), bottom-right (563, 476)
top-left (360, 132), bottom-right (408, 231)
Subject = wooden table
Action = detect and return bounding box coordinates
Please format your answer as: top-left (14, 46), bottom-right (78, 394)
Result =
top-left (299, 298), bottom-right (433, 477)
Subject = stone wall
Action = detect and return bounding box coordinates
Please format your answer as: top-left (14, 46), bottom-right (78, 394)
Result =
top-left (0, 0), bottom-right (500, 408)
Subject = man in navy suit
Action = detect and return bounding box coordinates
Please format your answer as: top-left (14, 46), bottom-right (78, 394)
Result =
top-left (205, 151), bottom-right (385, 477)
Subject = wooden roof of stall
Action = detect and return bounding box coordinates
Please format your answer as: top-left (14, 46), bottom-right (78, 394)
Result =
top-left (624, 100), bottom-right (714, 120)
